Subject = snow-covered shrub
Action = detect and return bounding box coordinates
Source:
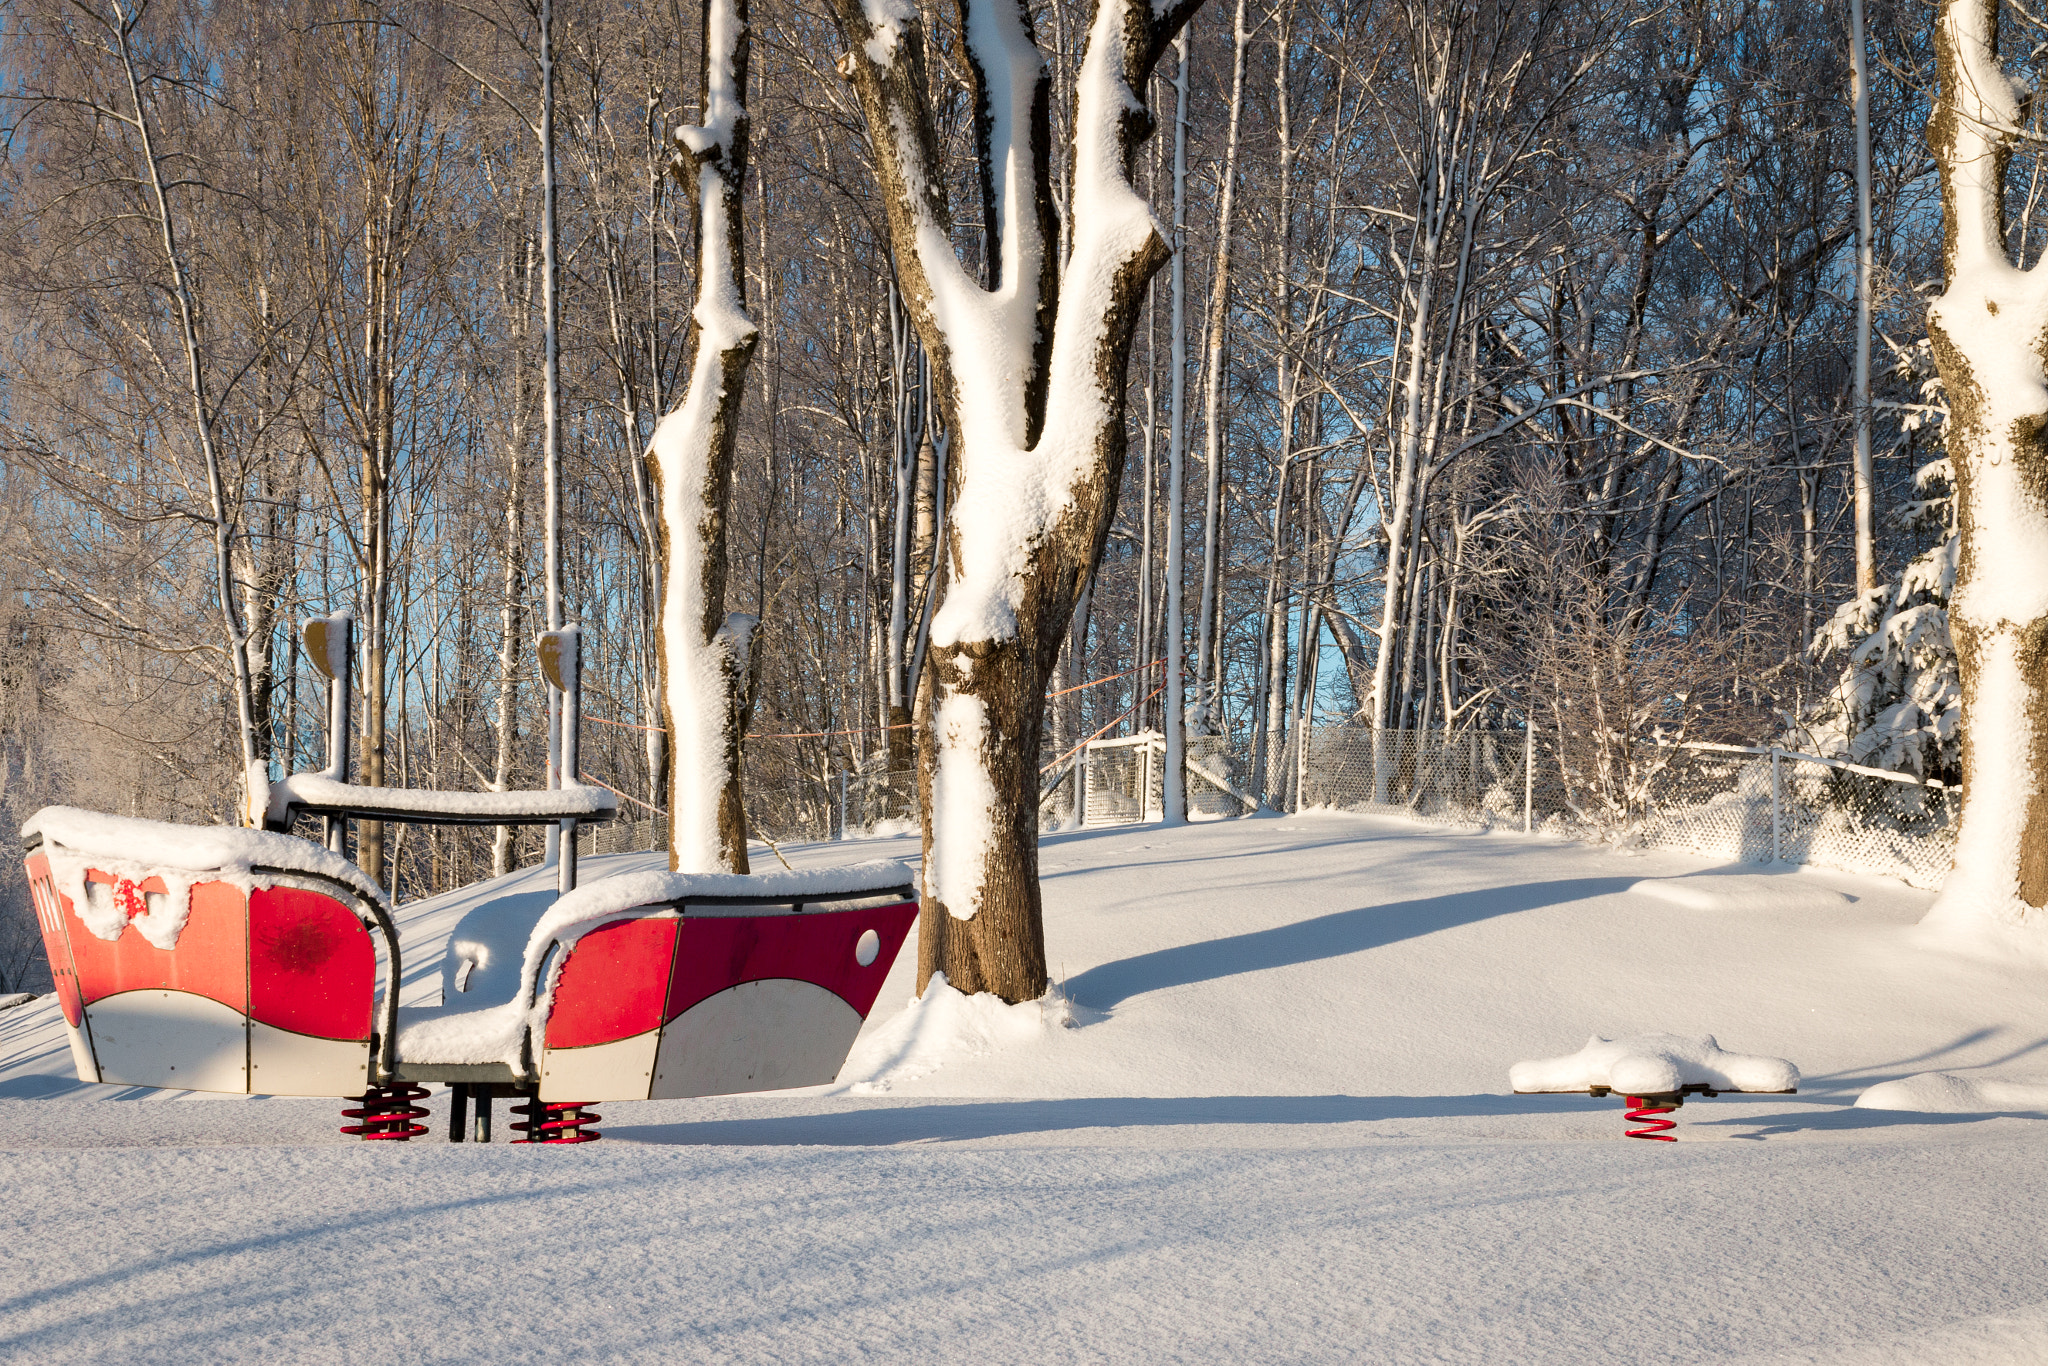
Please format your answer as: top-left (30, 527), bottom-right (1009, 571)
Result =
top-left (1803, 345), bottom-right (1960, 785)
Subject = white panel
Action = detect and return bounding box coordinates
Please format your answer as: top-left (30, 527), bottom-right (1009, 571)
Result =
top-left (539, 1028), bottom-right (661, 1103)
top-left (86, 991), bottom-right (249, 1094)
top-left (650, 979), bottom-right (864, 1100)
top-left (248, 1021), bottom-right (371, 1098)
top-left (63, 1022), bottom-right (100, 1084)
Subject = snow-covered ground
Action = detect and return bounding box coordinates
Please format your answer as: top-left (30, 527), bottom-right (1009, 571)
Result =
top-left (4, 813), bottom-right (2047, 1363)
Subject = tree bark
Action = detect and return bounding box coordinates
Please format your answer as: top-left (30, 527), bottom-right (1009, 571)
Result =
top-left (1924, 0), bottom-right (2048, 934)
top-left (648, 0), bottom-right (759, 874)
top-left (829, 0), bottom-right (1205, 1001)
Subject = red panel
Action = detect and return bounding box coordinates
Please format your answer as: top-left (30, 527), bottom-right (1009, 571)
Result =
top-left (249, 885), bottom-right (373, 1040)
top-left (24, 854), bottom-right (83, 1028)
top-left (545, 916), bottom-right (679, 1049)
top-left (66, 876), bottom-right (248, 1013)
top-left (665, 900), bottom-right (917, 1024)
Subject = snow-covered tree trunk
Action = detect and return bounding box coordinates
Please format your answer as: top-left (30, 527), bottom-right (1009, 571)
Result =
top-left (831, 0), bottom-right (1206, 1001)
top-left (646, 0), bottom-right (758, 875)
top-left (1923, 0), bottom-right (2048, 935)
top-left (885, 285), bottom-right (923, 781)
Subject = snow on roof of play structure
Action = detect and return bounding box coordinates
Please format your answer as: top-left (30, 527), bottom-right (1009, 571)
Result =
top-left (25, 806), bottom-right (389, 907)
top-left (1855, 1072), bottom-right (2048, 1114)
top-left (396, 859), bottom-right (917, 1067)
top-left (24, 805), bottom-right (392, 951)
top-left (267, 773), bottom-right (616, 824)
top-left (1510, 1033), bottom-right (1797, 1096)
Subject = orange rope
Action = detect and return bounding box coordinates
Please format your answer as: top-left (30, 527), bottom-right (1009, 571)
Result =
top-left (1046, 658), bottom-right (1163, 700)
top-left (585, 713), bottom-right (664, 734)
top-left (578, 771), bottom-right (666, 816)
top-left (1041, 684), bottom-right (1166, 775)
top-left (746, 722), bottom-right (916, 740)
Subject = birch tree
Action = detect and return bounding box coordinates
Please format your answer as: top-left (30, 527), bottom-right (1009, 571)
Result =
top-left (646, 0), bottom-right (759, 873)
top-left (1849, 0), bottom-right (1878, 594)
top-left (100, 1), bottom-right (267, 822)
top-left (829, 0), bottom-right (1207, 1000)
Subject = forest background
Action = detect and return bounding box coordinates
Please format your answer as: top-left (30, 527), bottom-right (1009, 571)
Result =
top-left (0, 0), bottom-right (1954, 992)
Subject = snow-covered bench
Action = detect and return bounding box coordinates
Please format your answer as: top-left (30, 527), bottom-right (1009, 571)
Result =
top-left (394, 861), bottom-right (918, 1110)
top-left (23, 808), bottom-right (401, 1097)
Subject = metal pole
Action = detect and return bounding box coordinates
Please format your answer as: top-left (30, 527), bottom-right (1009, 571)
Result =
top-left (1081, 744), bottom-right (1093, 826)
top-left (1770, 746), bottom-right (1783, 864)
top-left (558, 627), bottom-right (581, 895)
top-left (1523, 717), bottom-right (1535, 835)
top-left (325, 615), bottom-right (354, 853)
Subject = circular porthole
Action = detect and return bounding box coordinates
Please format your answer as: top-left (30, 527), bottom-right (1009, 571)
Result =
top-left (855, 928), bottom-right (881, 966)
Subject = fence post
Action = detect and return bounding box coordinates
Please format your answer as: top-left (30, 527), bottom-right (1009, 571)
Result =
top-left (1770, 746), bottom-right (1782, 864)
top-left (1523, 718), bottom-right (1535, 835)
top-left (1078, 746), bottom-right (1091, 826)
top-left (837, 769), bottom-right (848, 842)
top-left (1139, 741), bottom-right (1154, 821)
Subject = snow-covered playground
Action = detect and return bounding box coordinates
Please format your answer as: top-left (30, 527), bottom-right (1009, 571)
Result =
top-left (4, 812), bottom-right (2046, 1364)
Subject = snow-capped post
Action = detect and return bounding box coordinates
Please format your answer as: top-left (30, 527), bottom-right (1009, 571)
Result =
top-left (303, 613), bottom-right (355, 853)
top-left (1770, 747), bottom-right (1782, 864)
top-left (1922, 0), bottom-right (2048, 938)
top-left (646, 0), bottom-right (759, 875)
top-left (1523, 716), bottom-right (1535, 835)
top-left (828, 0), bottom-right (1208, 1000)
top-left (539, 627), bottom-right (582, 893)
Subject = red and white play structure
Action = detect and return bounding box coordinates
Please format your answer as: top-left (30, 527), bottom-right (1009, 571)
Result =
top-left (24, 618), bottom-right (917, 1143)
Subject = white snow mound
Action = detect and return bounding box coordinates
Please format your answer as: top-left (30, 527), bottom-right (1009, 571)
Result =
top-left (1511, 1033), bottom-right (1798, 1096)
top-left (1629, 875), bottom-right (1849, 913)
top-left (1854, 1071), bottom-right (2048, 1113)
top-left (837, 972), bottom-right (1078, 1093)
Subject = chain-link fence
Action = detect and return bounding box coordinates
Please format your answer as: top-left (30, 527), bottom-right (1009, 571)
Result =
top-left (1031, 731), bottom-right (1259, 827)
top-left (837, 766), bottom-right (920, 838)
top-left (1293, 727), bottom-right (1957, 889)
top-left (574, 817), bottom-right (665, 858)
top-left (691, 722), bottom-right (1955, 891)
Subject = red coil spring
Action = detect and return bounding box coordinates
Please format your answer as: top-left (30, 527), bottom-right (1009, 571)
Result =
top-left (511, 1098), bottom-right (602, 1144)
top-left (341, 1084), bottom-right (431, 1141)
top-left (1623, 1096), bottom-right (1679, 1142)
